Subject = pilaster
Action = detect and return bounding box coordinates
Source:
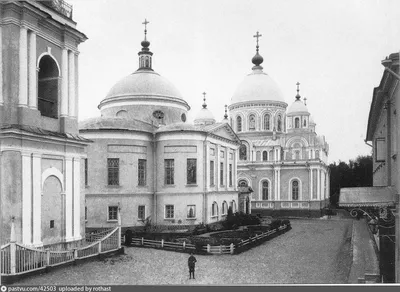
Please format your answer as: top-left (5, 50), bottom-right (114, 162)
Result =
top-left (21, 152), bottom-right (32, 245)
top-left (0, 24), bottom-right (3, 105)
top-left (68, 51), bottom-right (75, 117)
top-left (73, 158), bottom-right (81, 239)
top-left (28, 30), bottom-right (37, 109)
top-left (18, 25), bottom-right (28, 107)
top-left (61, 48), bottom-right (68, 117)
top-left (65, 157), bottom-right (73, 241)
top-left (32, 153), bottom-right (42, 246)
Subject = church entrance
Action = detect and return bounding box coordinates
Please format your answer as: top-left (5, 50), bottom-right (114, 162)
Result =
top-left (41, 176), bottom-right (63, 245)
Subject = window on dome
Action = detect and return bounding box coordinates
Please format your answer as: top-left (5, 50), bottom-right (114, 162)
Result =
top-left (263, 151), bottom-right (268, 161)
top-left (295, 117), bottom-right (300, 128)
top-left (292, 180), bottom-right (299, 201)
top-left (239, 144), bottom-right (247, 160)
top-left (249, 114), bottom-right (256, 131)
top-left (277, 115), bottom-right (282, 131)
top-left (181, 113), bottom-right (186, 122)
top-left (237, 116), bottom-right (242, 132)
top-left (263, 114), bottom-right (270, 130)
top-left (315, 150), bottom-right (320, 159)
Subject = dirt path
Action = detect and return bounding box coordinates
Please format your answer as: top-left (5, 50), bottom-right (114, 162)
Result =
top-left (16, 219), bottom-right (353, 285)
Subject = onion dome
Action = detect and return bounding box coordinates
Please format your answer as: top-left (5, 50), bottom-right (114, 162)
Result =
top-left (194, 93), bottom-right (216, 125)
top-left (231, 31), bottom-right (286, 105)
top-left (287, 82), bottom-right (310, 116)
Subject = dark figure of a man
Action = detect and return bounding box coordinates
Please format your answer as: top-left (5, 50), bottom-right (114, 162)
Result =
top-left (188, 253), bottom-right (197, 279)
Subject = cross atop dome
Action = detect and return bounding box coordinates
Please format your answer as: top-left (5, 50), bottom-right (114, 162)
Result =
top-left (224, 104), bottom-right (228, 119)
top-left (296, 82), bottom-right (301, 100)
top-left (142, 18), bottom-right (149, 40)
top-left (252, 31), bottom-right (264, 69)
top-left (202, 92), bottom-right (207, 108)
top-left (138, 19), bottom-right (153, 71)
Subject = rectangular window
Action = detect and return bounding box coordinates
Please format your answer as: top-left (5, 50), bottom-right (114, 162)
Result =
top-left (138, 205), bottom-right (145, 220)
top-left (210, 161), bottom-right (215, 186)
top-left (107, 158), bottom-right (119, 186)
top-left (220, 162), bottom-right (224, 186)
top-left (85, 206), bottom-right (88, 221)
top-left (187, 205), bottom-right (196, 218)
top-left (229, 164), bottom-right (233, 187)
top-left (138, 159), bottom-right (146, 186)
top-left (375, 138), bottom-right (386, 162)
top-left (165, 159), bottom-right (175, 185)
top-left (84, 158), bottom-right (88, 186)
top-left (108, 206), bottom-right (118, 221)
top-left (50, 220), bottom-right (54, 229)
top-left (187, 158), bottom-right (197, 184)
top-left (165, 205), bottom-right (174, 219)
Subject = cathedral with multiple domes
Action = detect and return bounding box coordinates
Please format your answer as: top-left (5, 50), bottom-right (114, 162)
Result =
top-left (81, 23), bottom-right (330, 230)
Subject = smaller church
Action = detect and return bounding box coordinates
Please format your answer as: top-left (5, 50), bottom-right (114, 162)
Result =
top-left (80, 21), bottom-right (241, 230)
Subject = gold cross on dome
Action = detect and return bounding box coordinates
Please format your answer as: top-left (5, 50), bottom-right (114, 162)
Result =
top-left (142, 19), bottom-right (149, 30)
top-left (253, 31), bottom-right (262, 47)
top-left (296, 82), bottom-right (300, 94)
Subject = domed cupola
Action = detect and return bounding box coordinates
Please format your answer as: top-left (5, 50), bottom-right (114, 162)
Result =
top-left (286, 82), bottom-right (311, 131)
top-left (98, 19), bottom-right (190, 125)
top-left (230, 31), bottom-right (287, 106)
top-left (194, 93), bottom-right (216, 126)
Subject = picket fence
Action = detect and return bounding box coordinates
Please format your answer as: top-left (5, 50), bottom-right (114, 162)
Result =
top-left (127, 224), bottom-right (289, 255)
top-left (1, 226), bottom-right (121, 276)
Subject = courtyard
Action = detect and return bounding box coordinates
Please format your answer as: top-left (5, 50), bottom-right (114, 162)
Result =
top-left (15, 219), bottom-right (353, 285)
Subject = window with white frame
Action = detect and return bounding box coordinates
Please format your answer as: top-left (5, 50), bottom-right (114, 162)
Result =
top-left (138, 205), bottom-right (145, 220)
top-left (264, 114), bottom-right (270, 130)
top-left (262, 181), bottom-right (269, 200)
top-left (375, 138), bottom-right (386, 162)
top-left (210, 160), bottom-right (215, 186)
top-left (222, 201), bottom-right (228, 215)
top-left (292, 180), bottom-right (299, 201)
top-left (229, 164), bottom-right (233, 187)
top-left (249, 114), bottom-right (256, 131)
top-left (237, 116), bottom-right (242, 132)
top-left (164, 159), bottom-right (174, 185)
top-left (187, 158), bottom-right (197, 184)
top-left (165, 205), bottom-right (174, 219)
top-left (107, 158), bottom-right (119, 186)
top-left (263, 151), bottom-right (268, 161)
top-left (108, 206), bottom-right (118, 221)
top-left (212, 201), bottom-right (218, 217)
top-left (138, 159), bottom-right (146, 186)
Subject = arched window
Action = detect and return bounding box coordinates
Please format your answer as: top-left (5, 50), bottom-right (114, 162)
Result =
top-left (277, 115), bottom-right (282, 131)
top-left (292, 180), bottom-right (299, 200)
top-left (239, 144), bottom-right (247, 160)
top-left (231, 200), bottom-right (237, 213)
top-left (239, 180), bottom-right (248, 187)
top-left (222, 201), bottom-right (228, 215)
top-left (263, 114), bottom-right (270, 130)
top-left (295, 150), bottom-right (300, 160)
top-left (262, 151), bottom-right (268, 161)
top-left (212, 201), bottom-right (219, 217)
top-left (237, 116), bottom-right (242, 132)
top-left (295, 117), bottom-right (300, 128)
top-left (262, 181), bottom-right (269, 200)
top-left (249, 114), bottom-right (256, 131)
top-left (315, 150), bottom-right (320, 159)
top-left (38, 55), bottom-right (60, 118)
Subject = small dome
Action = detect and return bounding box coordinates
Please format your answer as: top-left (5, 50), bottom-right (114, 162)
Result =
top-left (309, 115), bottom-right (316, 124)
top-left (287, 99), bottom-right (309, 115)
top-left (194, 108), bottom-right (216, 125)
top-left (252, 52), bottom-right (264, 67)
top-left (231, 69), bottom-right (286, 104)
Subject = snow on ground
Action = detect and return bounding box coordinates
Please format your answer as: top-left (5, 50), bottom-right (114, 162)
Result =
top-left (15, 219), bottom-right (353, 285)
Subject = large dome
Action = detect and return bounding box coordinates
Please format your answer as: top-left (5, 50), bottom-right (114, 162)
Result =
top-left (231, 68), bottom-right (285, 104)
top-left (104, 70), bottom-right (183, 101)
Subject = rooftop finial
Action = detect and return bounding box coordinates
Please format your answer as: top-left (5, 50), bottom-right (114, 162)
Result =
top-left (296, 82), bottom-right (301, 100)
top-left (142, 18), bottom-right (149, 41)
top-left (224, 104), bottom-right (228, 119)
top-left (252, 31), bottom-right (264, 68)
top-left (304, 96), bottom-right (307, 106)
top-left (202, 92), bottom-right (207, 108)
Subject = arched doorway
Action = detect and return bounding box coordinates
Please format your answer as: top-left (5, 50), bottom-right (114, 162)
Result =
top-left (41, 176), bottom-right (63, 245)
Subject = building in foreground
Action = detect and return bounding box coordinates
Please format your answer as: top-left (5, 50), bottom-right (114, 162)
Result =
top-left (0, 0), bottom-right (88, 247)
top-left (228, 36), bottom-right (330, 217)
top-left (80, 27), bottom-right (240, 229)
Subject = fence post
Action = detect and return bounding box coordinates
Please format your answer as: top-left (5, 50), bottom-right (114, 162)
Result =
top-left (98, 241), bottom-right (102, 254)
top-left (161, 239), bottom-right (164, 248)
top-left (220, 245), bottom-right (222, 254)
top-left (141, 237), bottom-right (144, 246)
top-left (117, 210), bottom-right (122, 249)
top-left (207, 244), bottom-right (210, 253)
top-left (74, 249), bottom-right (78, 260)
top-left (230, 243), bottom-right (234, 254)
top-left (183, 241), bottom-right (186, 250)
top-left (46, 249), bottom-right (50, 266)
top-left (10, 218), bottom-right (16, 274)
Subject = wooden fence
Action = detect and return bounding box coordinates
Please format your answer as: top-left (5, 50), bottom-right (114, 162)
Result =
top-left (1, 226), bottom-right (121, 276)
top-left (126, 224), bottom-right (290, 255)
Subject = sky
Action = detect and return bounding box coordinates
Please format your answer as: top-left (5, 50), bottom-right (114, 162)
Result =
top-left (69, 0), bottom-right (400, 164)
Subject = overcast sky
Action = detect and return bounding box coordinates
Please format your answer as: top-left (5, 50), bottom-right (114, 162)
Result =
top-left (69, 0), bottom-right (400, 163)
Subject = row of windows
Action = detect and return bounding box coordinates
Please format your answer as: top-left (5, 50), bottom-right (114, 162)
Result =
top-left (238, 145), bottom-right (321, 161)
top-left (105, 201), bottom-right (238, 221)
top-left (239, 180), bottom-right (300, 201)
top-left (209, 161), bottom-right (233, 187)
top-left (233, 113), bottom-right (283, 132)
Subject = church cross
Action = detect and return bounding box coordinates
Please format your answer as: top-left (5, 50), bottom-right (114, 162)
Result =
top-left (253, 31), bottom-right (262, 48)
top-left (304, 97), bottom-right (307, 106)
top-left (202, 92), bottom-right (207, 108)
top-left (296, 82), bottom-right (300, 94)
top-left (142, 18), bottom-right (150, 39)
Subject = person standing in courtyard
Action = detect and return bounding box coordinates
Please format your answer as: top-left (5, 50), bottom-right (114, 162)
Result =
top-left (188, 253), bottom-right (197, 279)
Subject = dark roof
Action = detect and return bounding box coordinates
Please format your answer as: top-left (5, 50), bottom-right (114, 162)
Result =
top-left (1, 124), bottom-right (91, 143)
top-left (339, 187), bottom-right (396, 207)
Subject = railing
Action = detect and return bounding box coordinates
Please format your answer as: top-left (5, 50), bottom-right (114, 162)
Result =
top-left (127, 224), bottom-right (290, 255)
top-left (42, 0), bottom-right (73, 19)
top-left (1, 227), bottom-right (120, 276)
